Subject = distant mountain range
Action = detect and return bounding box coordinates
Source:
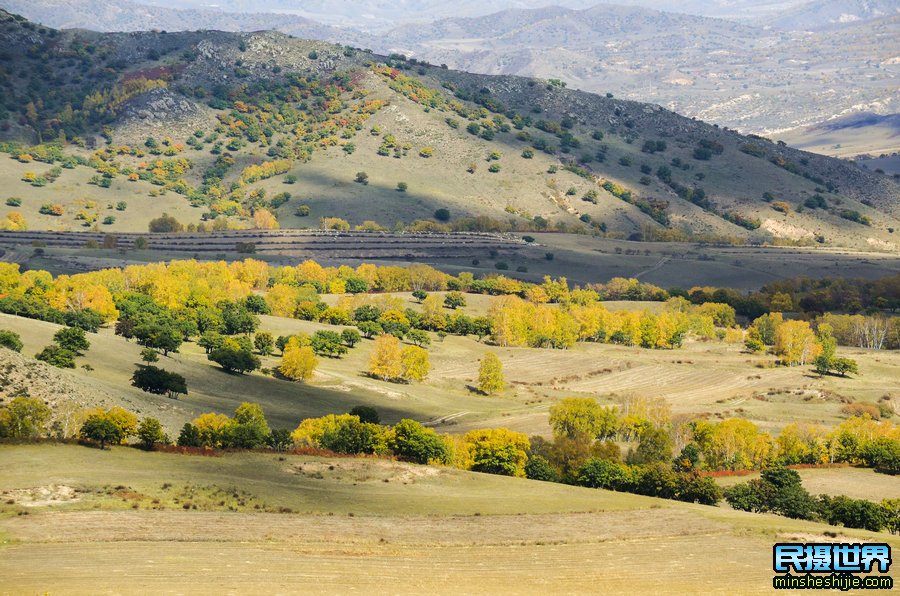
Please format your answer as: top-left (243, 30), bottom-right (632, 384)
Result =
top-left (767, 0), bottom-right (899, 30)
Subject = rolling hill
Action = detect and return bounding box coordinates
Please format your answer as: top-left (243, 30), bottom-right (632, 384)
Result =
top-left (7, 1), bottom-right (900, 137)
top-left (0, 9), bottom-right (898, 251)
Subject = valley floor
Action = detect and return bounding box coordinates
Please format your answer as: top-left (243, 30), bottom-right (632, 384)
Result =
top-left (1, 444), bottom-right (896, 594)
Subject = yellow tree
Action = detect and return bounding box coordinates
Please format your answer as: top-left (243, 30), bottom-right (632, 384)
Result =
top-left (369, 334), bottom-right (403, 380)
top-left (252, 209), bottom-right (280, 230)
top-left (777, 423), bottom-right (827, 464)
top-left (775, 320), bottom-right (822, 366)
top-left (400, 345), bottom-right (430, 382)
top-left (477, 352), bottom-right (505, 395)
top-left (192, 412), bottom-right (231, 448)
top-left (82, 406), bottom-right (138, 444)
top-left (265, 283), bottom-right (302, 317)
top-left (1, 211), bottom-right (27, 231)
top-left (420, 294), bottom-right (447, 330)
top-left (462, 428), bottom-right (530, 477)
top-left (280, 338), bottom-right (318, 382)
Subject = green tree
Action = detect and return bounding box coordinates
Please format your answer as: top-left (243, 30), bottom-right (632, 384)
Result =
top-left (349, 406), bottom-right (380, 424)
top-left (832, 357), bottom-right (859, 377)
top-left (136, 417), bottom-right (167, 449)
top-left (726, 465), bottom-right (817, 520)
top-left (0, 329), bottom-right (23, 352)
top-left (275, 335), bottom-right (292, 354)
top-left (723, 481), bottom-right (769, 513)
top-left (882, 499), bottom-right (900, 535)
top-left (627, 427), bottom-right (673, 465)
top-left (131, 365), bottom-right (188, 399)
top-left (53, 327), bottom-right (90, 355)
top-left (524, 454), bottom-right (557, 482)
top-left (224, 402), bottom-right (270, 449)
top-left (209, 344), bottom-right (261, 374)
top-left (319, 417), bottom-right (384, 454)
top-left (387, 419), bottom-right (451, 464)
top-left (358, 321), bottom-right (383, 339)
top-left (676, 473), bottom-right (722, 505)
top-left (311, 330), bottom-right (348, 357)
top-left (220, 301), bottom-right (260, 335)
top-left (244, 295), bottom-right (271, 315)
top-left (148, 213), bottom-right (184, 233)
top-left (860, 437), bottom-right (900, 474)
top-left (140, 347), bottom-right (159, 363)
top-left (267, 429), bottom-right (293, 451)
top-left (199, 331), bottom-right (224, 354)
top-left (177, 423), bottom-right (202, 447)
top-left (443, 291), bottom-right (466, 309)
top-left (35, 344), bottom-right (76, 368)
top-left (477, 352), bottom-right (505, 395)
top-left (819, 495), bottom-right (886, 532)
top-left (406, 329), bottom-right (431, 347)
top-left (80, 415), bottom-right (123, 449)
top-left (254, 331), bottom-right (274, 356)
top-left (133, 321), bottom-right (182, 355)
top-left (341, 328), bottom-right (361, 347)
top-left (576, 458), bottom-right (632, 491)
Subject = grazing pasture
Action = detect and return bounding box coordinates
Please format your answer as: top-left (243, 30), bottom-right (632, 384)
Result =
top-left (1, 444), bottom-right (896, 595)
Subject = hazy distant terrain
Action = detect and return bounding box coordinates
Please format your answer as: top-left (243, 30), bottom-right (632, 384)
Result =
top-left (779, 113), bottom-right (900, 158)
top-left (373, 7), bottom-right (900, 135)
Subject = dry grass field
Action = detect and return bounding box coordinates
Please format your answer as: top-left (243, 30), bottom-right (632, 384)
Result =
top-left (0, 444), bottom-right (896, 595)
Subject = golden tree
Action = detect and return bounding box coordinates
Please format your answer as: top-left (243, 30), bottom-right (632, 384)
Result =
top-left (400, 345), bottom-right (430, 382)
top-left (369, 334), bottom-right (403, 380)
top-left (279, 338), bottom-right (318, 382)
top-left (477, 352), bottom-right (505, 395)
top-left (775, 320), bottom-right (822, 366)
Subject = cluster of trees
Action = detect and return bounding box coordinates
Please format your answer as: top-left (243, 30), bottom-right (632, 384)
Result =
top-left (3, 260), bottom-right (893, 349)
top-left (367, 334), bottom-right (430, 383)
top-left (488, 295), bottom-right (733, 351)
top-left (817, 313), bottom-right (899, 350)
top-left (72, 406), bottom-right (167, 450)
top-left (176, 403), bottom-right (282, 450)
top-left (290, 414), bottom-right (450, 463)
top-left (758, 275), bottom-right (900, 315)
top-left (131, 365), bottom-right (188, 399)
top-left (726, 466), bottom-right (899, 533)
top-left (35, 326), bottom-right (91, 369)
top-left (745, 314), bottom-right (860, 373)
top-left (530, 397), bottom-right (900, 478)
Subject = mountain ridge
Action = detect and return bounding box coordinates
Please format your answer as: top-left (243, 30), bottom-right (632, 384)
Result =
top-left (0, 9), bottom-right (897, 251)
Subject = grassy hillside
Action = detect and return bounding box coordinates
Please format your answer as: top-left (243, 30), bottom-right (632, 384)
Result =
top-left (0, 9), bottom-right (898, 251)
top-left (1, 443), bottom-right (896, 594)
